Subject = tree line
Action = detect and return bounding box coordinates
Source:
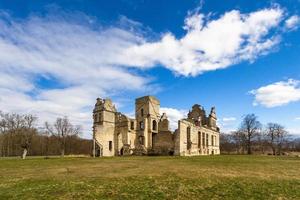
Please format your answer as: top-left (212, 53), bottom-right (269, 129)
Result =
top-left (0, 111), bottom-right (92, 159)
top-left (1, 111), bottom-right (299, 158)
top-left (220, 114), bottom-right (300, 155)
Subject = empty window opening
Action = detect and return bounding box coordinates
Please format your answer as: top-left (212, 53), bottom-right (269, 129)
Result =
top-left (139, 121), bottom-right (144, 130)
top-left (139, 136), bottom-right (145, 145)
top-left (198, 132), bottom-right (201, 148)
top-left (130, 121), bottom-right (134, 130)
top-left (109, 141), bottom-right (112, 151)
top-left (152, 133), bottom-right (157, 149)
top-left (152, 120), bottom-right (157, 130)
top-left (187, 127), bottom-right (191, 150)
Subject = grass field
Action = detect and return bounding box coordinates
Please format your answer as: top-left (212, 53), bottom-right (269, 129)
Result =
top-left (0, 155), bottom-right (299, 200)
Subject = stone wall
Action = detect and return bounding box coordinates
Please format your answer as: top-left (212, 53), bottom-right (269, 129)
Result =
top-left (174, 119), bottom-right (220, 156)
top-left (94, 123), bottom-right (115, 157)
top-left (153, 130), bottom-right (174, 155)
top-left (93, 96), bottom-right (220, 157)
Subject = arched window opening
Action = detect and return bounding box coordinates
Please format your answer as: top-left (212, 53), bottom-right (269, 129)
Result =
top-left (215, 136), bottom-right (217, 146)
top-left (152, 120), bottom-right (157, 131)
top-left (130, 121), bottom-right (134, 130)
top-left (109, 141), bottom-right (112, 151)
top-left (139, 121), bottom-right (144, 130)
top-left (141, 108), bottom-right (144, 117)
top-left (139, 136), bottom-right (145, 145)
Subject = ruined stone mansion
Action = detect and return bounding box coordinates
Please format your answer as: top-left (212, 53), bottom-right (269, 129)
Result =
top-left (92, 96), bottom-right (220, 157)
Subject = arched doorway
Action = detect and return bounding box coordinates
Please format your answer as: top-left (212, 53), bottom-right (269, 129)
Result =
top-left (95, 143), bottom-right (103, 157)
top-left (93, 139), bottom-right (103, 157)
top-left (120, 147), bottom-right (124, 156)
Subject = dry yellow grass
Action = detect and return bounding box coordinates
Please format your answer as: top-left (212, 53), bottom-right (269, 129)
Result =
top-left (0, 155), bottom-right (299, 199)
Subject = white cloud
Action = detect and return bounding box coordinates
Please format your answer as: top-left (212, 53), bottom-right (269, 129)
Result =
top-left (295, 117), bottom-right (300, 120)
top-left (222, 117), bottom-right (236, 122)
top-left (250, 79), bottom-right (300, 107)
top-left (0, 11), bottom-right (151, 138)
top-left (0, 6), bottom-right (297, 138)
top-left (286, 128), bottom-right (300, 136)
top-left (120, 7), bottom-right (291, 76)
top-left (218, 117), bottom-right (238, 133)
top-left (285, 15), bottom-right (300, 30)
top-left (160, 107), bottom-right (188, 131)
top-left (159, 108), bottom-right (238, 133)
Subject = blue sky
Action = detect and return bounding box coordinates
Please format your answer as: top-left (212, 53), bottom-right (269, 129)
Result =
top-left (0, 0), bottom-right (300, 138)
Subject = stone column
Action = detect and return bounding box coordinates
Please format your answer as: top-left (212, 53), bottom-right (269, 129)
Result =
top-left (93, 139), bottom-right (95, 158)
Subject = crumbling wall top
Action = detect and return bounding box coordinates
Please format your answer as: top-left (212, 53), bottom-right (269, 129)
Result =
top-left (94, 98), bottom-right (117, 112)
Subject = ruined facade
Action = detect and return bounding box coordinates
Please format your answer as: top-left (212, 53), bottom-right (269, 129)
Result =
top-left (93, 96), bottom-right (220, 157)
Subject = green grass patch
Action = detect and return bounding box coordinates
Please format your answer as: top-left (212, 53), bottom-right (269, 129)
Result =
top-left (0, 155), bottom-right (299, 199)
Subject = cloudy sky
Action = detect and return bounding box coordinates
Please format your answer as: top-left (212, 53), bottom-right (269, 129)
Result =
top-left (0, 0), bottom-right (300, 138)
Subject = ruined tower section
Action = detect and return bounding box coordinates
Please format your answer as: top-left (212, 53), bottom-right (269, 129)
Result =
top-left (208, 107), bottom-right (217, 130)
top-left (114, 113), bottom-right (136, 156)
top-left (135, 96), bottom-right (160, 151)
top-left (208, 107), bottom-right (220, 153)
top-left (158, 113), bottom-right (169, 131)
top-left (187, 104), bottom-right (207, 126)
top-left (175, 104), bottom-right (220, 156)
top-left (93, 98), bottom-right (117, 157)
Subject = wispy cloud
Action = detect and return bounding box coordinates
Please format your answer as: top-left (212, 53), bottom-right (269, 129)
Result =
top-left (0, 6), bottom-right (297, 138)
top-left (285, 15), bottom-right (300, 30)
top-left (286, 128), bottom-right (300, 136)
top-left (218, 117), bottom-right (238, 133)
top-left (0, 10), bottom-right (152, 137)
top-left (250, 79), bottom-right (300, 107)
top-left (222, 117), bottom-right (236, 122)
top-left (160, 107), bottom-right (188, 131)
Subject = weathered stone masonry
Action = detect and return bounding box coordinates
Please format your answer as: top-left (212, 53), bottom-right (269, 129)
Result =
top-left (93, 96), bottom-right (220, 157)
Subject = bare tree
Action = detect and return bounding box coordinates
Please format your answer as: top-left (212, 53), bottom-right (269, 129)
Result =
top-left (231, 130), bottom-right (247, 154)
top-left (256, 129), bottom-right (268, 154)
top-left (42, 122), bottom-right (52, 157)
top-left (45, 117), bottom-right (81, 157)
top-left (265, 123), bottom-right (289, 155)
top-left (1, 112), bottom-right (20, 156)
top-left (21, 114), bottom-right (37, 159)
top-left (275, 125), bottom-right (288, 155)
top-left (0, 111), bottom-right (4, 156)
top-left (0, 112), bottom-right (37, 158)
top-left (239, 114), bottom-right (262, 154)
top-left (0, 111), bottom-right (91, 157)
top-left (220, 133), bottom-right (236, 154)
top-left (266, 123), bottom-right (279, 155)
